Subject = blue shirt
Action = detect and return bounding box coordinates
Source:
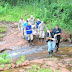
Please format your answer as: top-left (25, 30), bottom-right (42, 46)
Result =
top-left (53, 28), bottom-right (61, 34)
top-left (36, 21), bottom-right (41, 28)
top-left (26, 25), bottom-right (32, 34)
top-left (23, 22), bottom-right (28, 29)
top-left (53, 28), bottom-right (61, 39)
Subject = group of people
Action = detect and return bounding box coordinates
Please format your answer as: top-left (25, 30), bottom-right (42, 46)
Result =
top-left (18, 15), bottom-right (61, 56)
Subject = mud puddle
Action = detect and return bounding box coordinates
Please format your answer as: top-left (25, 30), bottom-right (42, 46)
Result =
top-left (1, 42), bottom-right (72, 59)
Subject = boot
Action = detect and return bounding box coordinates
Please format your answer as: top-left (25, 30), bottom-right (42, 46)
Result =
top-left (51, 50), bottom-right (54, 55)
top-left (39, 38), bottom-right (41, 42)
top-left (42, 38), bottom-right (44, 42)
top-left (55, 49), bottom-right (58, 53)
top-left (28, 40), bottom-right (30, 46)
top-left (31, 40), bottom-right (34, 46)
top-left (49, 52), bottom-right (52, 56)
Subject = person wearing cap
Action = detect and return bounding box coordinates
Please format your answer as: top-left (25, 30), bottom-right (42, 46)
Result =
top-left (23, 19), bottom-right (28, 40)
top-left (29, 15), bottom-right (35, 32)
top-left (29, 15), bottom-right (35, 25)
top-left (38, 21), bottom-right (47, 42)
top-left (46, 28), bottom-right (55, 56)
top-left (25, 22), bottom-right (34, 45)
top-left (53, 25), bottom-right (61, 53)
top-left (18, 16), bottom-right (25, 38)
top-left (35, 18), bottom-right (41, 32)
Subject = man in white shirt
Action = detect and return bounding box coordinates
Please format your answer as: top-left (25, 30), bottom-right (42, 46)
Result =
top-left (18, 16), bottom-right (25, 38)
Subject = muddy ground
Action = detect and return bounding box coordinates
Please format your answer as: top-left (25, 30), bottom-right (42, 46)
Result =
top-left (0, 22), bottom-right (72, 72)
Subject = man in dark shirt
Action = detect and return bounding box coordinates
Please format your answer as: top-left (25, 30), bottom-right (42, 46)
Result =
top-left (46, 28), bottom-right (55, 56)
top-left (53, 25), bottom-right (61, 53)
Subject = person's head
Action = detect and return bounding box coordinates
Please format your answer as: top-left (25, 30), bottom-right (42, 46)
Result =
top-left (56, 25), bottom-right (59, 30)
top-left (41, 21), bottom-right (44, 24)
top-left (26, 19), bottom-right (28, 22)
top-left (21, 16), bottom-right (23, 20)
top-left (37, 18), bottom-right (40, 22)
top-left (30, 15), bottom-right (33, 19)
top-left (49, 28), bottom-right (53, 33)
top-left (28, 22), bottom-right (31, 26)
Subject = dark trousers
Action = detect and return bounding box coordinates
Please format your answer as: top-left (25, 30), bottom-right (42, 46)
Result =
top-left (56, 36), bottom-right (60, 50)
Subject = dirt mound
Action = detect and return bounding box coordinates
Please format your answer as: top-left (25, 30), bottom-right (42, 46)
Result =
top-left (0, 22), bottom-right (28, 51)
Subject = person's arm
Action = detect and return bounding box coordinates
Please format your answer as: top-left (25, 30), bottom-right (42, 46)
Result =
top-left (38, 25), bottom-right (40, 33)
top-left (57, 29), bottom-right (61, 35)
top-left (35, 22), bottom-right (37, 29)
top-left (18, 21), bottom-right (21, 30)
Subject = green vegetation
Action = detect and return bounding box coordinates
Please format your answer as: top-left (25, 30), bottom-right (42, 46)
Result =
top-left (21, 55), bottom-right (25, 61)
top-left (0, 28), bottom-right (6, 33)
top-left (26, 64), bottom-right (52, 72)
top-left (8, 64), bottom-right (11, 68)
top-left (0, 64), bottom-right (5, 68)
top-left (0, 0), bottom-right (72, 32)
top-left (0, 52), bottom-right (11, 64)
top-left (0, 34), bottom-right (3, 38)
top-left (16, 60), bottom-right (22, 65)
top-left (16, 55), bottom-right (25, 64)
top-left (0, 25), bottom-right (7, 33)
top-left (0, 25), bottom-right (7, 28)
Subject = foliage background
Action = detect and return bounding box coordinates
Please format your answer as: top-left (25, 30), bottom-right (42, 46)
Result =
top-left (0, 0), bottom-right (72, 32)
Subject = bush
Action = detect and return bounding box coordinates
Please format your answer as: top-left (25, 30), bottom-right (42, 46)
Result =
top-left (0, 0), bottom-right (72, 32)
top-left (0, 52), bottom-right (11, 64)
top-left (0, 34), bottom-right (3, 38)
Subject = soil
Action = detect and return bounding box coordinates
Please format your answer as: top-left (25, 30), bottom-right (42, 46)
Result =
top-left (0, 22), bottom-right (72, 72)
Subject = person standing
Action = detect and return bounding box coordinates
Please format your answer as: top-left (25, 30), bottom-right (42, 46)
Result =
top-left (18, 16), bottom-right (25, 38)
top-left (35, 18), bottom-right (41, 32)
top-left (25, 22), bottom-right (34, 45)
top-left (29, 15), bottom-right (35, 25)
top-left (46, 29), bottom-right (55, 56)
top-left (38, 21), bottom-right (47, 42)
top-left (23, 20), bottom-right (28, 40)
top-left (29, 15), bottom-right (35, 33)
top-left (46, 28), bottom-right (55, 56)
top-left (53, 25), bottom-right (61, 53)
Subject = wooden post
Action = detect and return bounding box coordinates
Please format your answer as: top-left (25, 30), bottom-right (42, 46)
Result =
top-left (34, 3), bottom-right (35, 14)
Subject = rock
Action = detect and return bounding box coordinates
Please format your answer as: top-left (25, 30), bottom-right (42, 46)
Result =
top-left (37, 66), bottom-right (40, 69)
top-left (43, 64), bottom-right (49, 68)
top-left (60, 68), bottom-right (70, 72)
top-left (24, 66), bottom-right (32, 69)
top-left (58, 63), bottom-right (66, 68)
top-left (4, 67), bottom-right (9, 70)
top-left (11, 63), bottom-right (16, 68)
top-left (13, 70), bottom-right (18, 72)
top-left (30, 59), bottom-right (44, 64)
top-left (61, 31), bottom-right (70, 42)
top-left (16, 63), bottom-right (22, 67)
top-left (19, 69), bottom-right (24, 72)
top-left (22, 60), bottom-right (30, 66)
top-left (13, 22), bottom-right (18, 28)
top-left (0, 67), bottom-right (4, 71)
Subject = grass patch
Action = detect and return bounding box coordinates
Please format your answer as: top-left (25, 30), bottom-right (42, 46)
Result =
top-left (0, 28), bottom-right (6, 33)
top-left (2, 25), bottom-right (7, 28)
top-left (26, 64), bottom-right (52, 72)
top-left (0, 34), bottom-right (3, 38)
top-left (0, 64), bottom-right (5, 68)
top-left (0, 52), bottom-right (11, 64)
top-left (0, 25), bottom-right (7, 28)
top-left (16, 55), bottom-right (25, 64)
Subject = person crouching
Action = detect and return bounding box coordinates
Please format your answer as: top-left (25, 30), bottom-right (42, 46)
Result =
top-left (25, 22), bottom-right (34, 46)
top-left (46, 28), bottom-right (55, 56)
